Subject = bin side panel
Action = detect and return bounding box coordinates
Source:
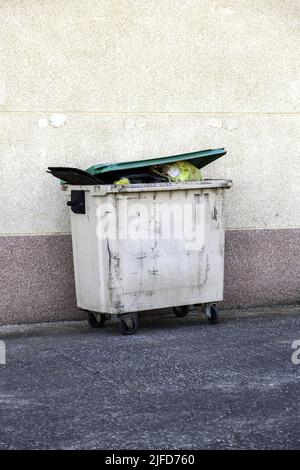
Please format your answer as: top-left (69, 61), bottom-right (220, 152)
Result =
top-left (70, 192), bottom-right (102, 312)
top-left (91, 188), bottom-right (225, 314)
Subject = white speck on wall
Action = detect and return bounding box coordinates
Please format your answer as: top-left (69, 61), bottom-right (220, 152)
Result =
top-left (0, 79), bottom-right (7, 105)
top-left (208, 118), bottom-right (222, 128)
top-left (224, 118), bottom-right (238, 130)
top-left (38, 118), bottom-right (48, 129)
top-left (125, 118), bottom-right (136, 130)
top-left (50, 113), bottom-right (67, 128)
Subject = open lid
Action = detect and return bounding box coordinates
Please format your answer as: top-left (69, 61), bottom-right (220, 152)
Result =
top-left (85, 148), bottom-right (226, 176)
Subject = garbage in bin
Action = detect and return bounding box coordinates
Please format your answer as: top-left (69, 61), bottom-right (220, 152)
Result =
top-left (152, 160), bottom-right (203, 182)
top-left (114, 177), bottom-right (130, 185)
top-left (49, 147), bottom-right (232, 335)
top-left (113, 161), bottom-right (203, 184)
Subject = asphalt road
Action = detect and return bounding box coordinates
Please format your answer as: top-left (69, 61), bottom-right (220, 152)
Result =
top-left (0, 305), bottom-right (300, 449)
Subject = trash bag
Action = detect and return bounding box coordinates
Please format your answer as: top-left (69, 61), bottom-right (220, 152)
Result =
top-left (151, 161), bottom-right (203, 182)
top-left (112, 171), bottom-right (169, 185)
top-left (114, 177), bottom-right (130, 185)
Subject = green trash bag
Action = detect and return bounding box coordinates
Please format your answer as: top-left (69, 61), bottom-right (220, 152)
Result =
top-left (151, 161), bottom-right (203, 182)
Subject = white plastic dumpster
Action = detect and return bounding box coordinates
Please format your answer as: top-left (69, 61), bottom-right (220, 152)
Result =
top-left (63, 179), bottom-right (232, 334)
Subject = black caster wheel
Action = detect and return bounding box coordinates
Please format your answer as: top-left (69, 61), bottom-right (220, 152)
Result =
top-left (87, 312), bottom-right (106, 328)
top-left (205, 304), bottom-right (219, 325)
top-left (173, 305), bottom-right (188, 318)
top-left (119, 314), bottom-right (138, 335)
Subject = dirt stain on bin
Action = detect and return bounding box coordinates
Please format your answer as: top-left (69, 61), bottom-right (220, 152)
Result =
top-left (212, 205), bottom-right (218, 221)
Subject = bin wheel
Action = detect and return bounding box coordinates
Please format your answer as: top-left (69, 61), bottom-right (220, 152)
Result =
top-left (119, 314), bottom-right (138, 335)
top-left (205, 303), bottom-right (219, 325)
top-left (88, 312), bottom-right (106, 328)
top-left (173, 306), bottom-right (188, 318)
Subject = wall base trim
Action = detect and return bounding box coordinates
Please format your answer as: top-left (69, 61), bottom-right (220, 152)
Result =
top-left (0, 228), bottom-right (299, 324)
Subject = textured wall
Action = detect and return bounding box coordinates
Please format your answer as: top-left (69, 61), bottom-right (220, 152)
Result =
top-left (1, 0), bottom-right (299, 112)
top-left (1, 229), bottom-right (299, 325)
top-left (0, 113), bottom-right (299, 234)
top-left (0, 0), bottom-right (299, 323)
top-left (1, 0), bottom-right (299, 236)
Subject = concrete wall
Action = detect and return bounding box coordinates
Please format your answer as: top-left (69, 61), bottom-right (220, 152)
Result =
top-left (0, 0), bottom-right (299, 324)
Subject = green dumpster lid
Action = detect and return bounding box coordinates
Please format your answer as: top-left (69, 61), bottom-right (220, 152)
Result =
top-left (85, 148), bottom-right (226, 176)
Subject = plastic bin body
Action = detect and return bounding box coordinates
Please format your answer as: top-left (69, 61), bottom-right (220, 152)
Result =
top-left (64, 180), bottom-right (231, 315)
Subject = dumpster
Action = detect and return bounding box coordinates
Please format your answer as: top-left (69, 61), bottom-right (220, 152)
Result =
top-left (52, 148), bottom-right (232, 334)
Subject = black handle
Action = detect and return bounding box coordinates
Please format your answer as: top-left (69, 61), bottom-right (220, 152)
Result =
top-left (67, 190), bottom-right (86, 214)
